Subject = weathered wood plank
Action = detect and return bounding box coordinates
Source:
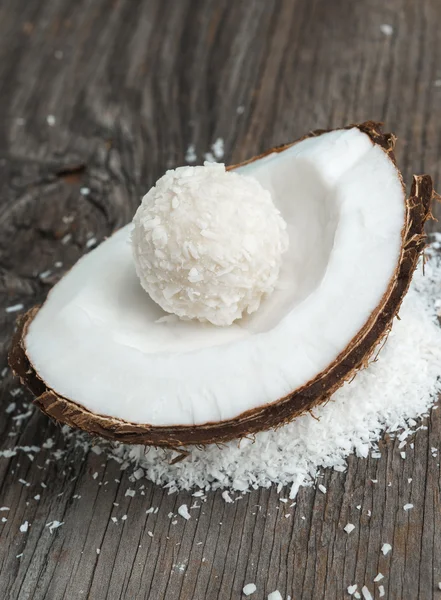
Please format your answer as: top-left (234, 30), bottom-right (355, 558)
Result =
top-left (0, 0), bottom-right (441, 598)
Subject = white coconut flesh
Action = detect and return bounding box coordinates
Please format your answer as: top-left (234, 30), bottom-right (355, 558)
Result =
top-left (25, 127), bottom-right (405, 427)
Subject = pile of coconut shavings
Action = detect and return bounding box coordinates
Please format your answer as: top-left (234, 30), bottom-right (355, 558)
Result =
top-left (109, 245), bottom-right (441, 497)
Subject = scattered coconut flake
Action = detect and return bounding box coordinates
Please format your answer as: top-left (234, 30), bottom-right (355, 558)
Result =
top-left (403, 503), bottom-right (413, 511)
top-left (39, 269), bottom-right (52, 279)
top-left (185, 144), bottom-right (197, 163)
top-left (19, 521), bottom-right (29, 533)
top-left (46, 115), bottom-right (56, 126)
top-left (96, 548), bottom-right (100, 554)
top-left (133, 468), bottom-right (144, 480)
top-left (86, 237), bottom-right (97, 249)
top-left (0, 507), bottom-right (10, 512)
top-left (373, 573), bottom-right (384, 582)
top-left (211, 138), bottom-right (224, 160)
top-left (16, 553), bottom-right (23, 558)
top-left (378, 585), bottom-right (385, 597)
top-left (177, 504), bottom-right (191, 520)
top-left (111, 517), bottom-right (118, 524)
top-left (121, 515), bottom-right (128, 521)
top-left (268, 592), bottom-right (283, 600)
top-left (47, 520), bottom-right (63, 533)
top-left (400, 451), bottom-right (406, 459)
top-left (61, 233), bottom-right (72, 245)
top-left (5, 304), bottom-right (24, 313)
top-left (91, 445), bottom-right (102, 455)
top-left (347, 585), bottom-right (358, 595)
top-left (5, 403), bottom-right (16, 414)
top-left (125, 489), bottom-right (135, 497)
top-left (398, 430), bottom-right (410, 442)
top-left (1, 518), bottom-right (7, 523)
top-left (434, 80), bottom-right (441, 87)
top-left (361, 586), bottom-right (373, 600)
top-left (318, 484), bottom-right (327, 494)
top-left (12, 410), bottom-right (33, 423)
top-left (18, 479), bottom-right (30, 487)
top-left (222, 490), bottom-right (233, 503)
top-left (344, 523), bottom-right (355, 534)
top-left (0, 449), bottom-right (17, 458)
top-left (381, 543), bottom-right (392, 555)
top-left (55, 261), bottom-right (63, 268)
top-left (92, 472), bottom-right (98, 480)
top-left (80, 187), bottom-right (90, 196)
top-left (380, 24), bottom-right (393, 36)
top-left (237, 105), bottom-right (245, 114)
top-left (243, 583), bottom-right (257, 596)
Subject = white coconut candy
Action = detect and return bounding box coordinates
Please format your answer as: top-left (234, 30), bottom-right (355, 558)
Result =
top-left (132, 162), bottom-right (289, 326)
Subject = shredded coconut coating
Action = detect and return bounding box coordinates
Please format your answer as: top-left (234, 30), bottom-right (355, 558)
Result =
top-left (132, 163), bottom-right (289, 326)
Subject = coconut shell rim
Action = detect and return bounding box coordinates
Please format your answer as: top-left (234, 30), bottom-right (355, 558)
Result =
top-left (8, 121), bottom-right (434, 447)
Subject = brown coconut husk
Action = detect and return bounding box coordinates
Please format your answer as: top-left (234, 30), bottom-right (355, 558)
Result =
top-left (8, 122), bottom-right (434, 447)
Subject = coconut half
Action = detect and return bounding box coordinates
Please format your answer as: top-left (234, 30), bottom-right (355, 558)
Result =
top-left (9, 122), bottom-right (433, 447)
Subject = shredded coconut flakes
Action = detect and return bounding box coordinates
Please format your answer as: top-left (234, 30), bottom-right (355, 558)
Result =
top-left (381, 543), bottom-right (392, 556)
top-left (177, 504), bottom-right (191, 520)
top-left (361, 586), bottom-right (373, 600)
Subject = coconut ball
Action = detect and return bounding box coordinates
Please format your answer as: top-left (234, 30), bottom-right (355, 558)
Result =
top-left (132, 162), bottom-right (289, 326)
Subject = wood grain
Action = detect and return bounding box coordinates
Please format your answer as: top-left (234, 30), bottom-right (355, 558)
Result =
top-left (0, 1), bottom-right (440, 599)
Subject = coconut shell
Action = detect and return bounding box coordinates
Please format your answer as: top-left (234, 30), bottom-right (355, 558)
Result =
top-left (8, 122), bottom-right (434, 447)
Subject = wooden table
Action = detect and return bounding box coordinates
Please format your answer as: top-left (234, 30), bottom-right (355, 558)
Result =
top-left (1, 1), bottom-right (441, 598)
